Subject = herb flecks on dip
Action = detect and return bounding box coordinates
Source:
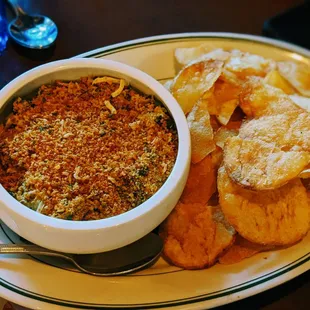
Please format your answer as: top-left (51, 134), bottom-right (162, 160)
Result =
top-left (0, 77), bottom-right (178, 221)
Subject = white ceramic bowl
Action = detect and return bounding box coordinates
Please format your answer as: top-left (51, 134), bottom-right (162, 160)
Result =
top-left (0, 58), bottom-right (191, 254)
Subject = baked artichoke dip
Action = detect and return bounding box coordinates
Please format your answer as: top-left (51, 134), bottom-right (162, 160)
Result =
top-left (0, 76), bottom-right (178, 221)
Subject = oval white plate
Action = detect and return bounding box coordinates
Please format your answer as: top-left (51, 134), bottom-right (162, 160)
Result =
top-left (1, 32), bottom-right (310, 310)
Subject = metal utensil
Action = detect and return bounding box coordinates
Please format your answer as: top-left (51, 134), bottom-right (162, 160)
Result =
top-left (0, 233), bottom-right (163, 276)
top-left (6, 0), bottom-right (58, 49)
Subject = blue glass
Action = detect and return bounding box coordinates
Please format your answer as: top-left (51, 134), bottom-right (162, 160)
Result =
top-left (0, 0), bottom-right (8, 53)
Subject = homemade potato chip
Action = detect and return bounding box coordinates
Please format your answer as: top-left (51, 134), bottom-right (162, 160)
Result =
top-left (160, 202), bottom-right (235, 269)
top-left (216, 99), bottom-right (239, 125)
top-left (174, 44), bottom-right (212, 69)
top-left (219, 235), bottom-right (274, 265)
top-left (213, 80), bottom-right (241, 125)
top-left (219, 69), bottom-right (242, 86)
top-left (214, 127), bottom-right (238, 149)
top-left (290, 94), bottom-right (310, 112)
top-left (163, 46), bottom-right (310, 270)
top-left (224, 136), bottom-right (310, 190)
top-left (181, 155), bottom-right (217, 204)
top-left (278, 61), bottom-right (310, 97)
top-left (239, 111), bottom-right (310, 152)
top-left (264, 70), bottom-right (296, 94)
top-left (213, 79), bottom-right (241, 103)
top-left (174, 45), bottom-right (230, 70)
top-left (239, 76), bottom-right (303, 117)
top-left (218, 166), bottom-right (310, 246)
top-left (202, 79), bottom-right (241, 125)
top-left (225, 52), bottom-right (276, 79)
top-left (170, 59), bottom-right (224, 114)
top-left (187, 99), bottom-right (216, 163)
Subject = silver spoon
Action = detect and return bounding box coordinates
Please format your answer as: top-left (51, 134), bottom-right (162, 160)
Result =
top-left (0, 233), bottom-right (163, 276)
top-left (6, 0), bottom-right (58, 49)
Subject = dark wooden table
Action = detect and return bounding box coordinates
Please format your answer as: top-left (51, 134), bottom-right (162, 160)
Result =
top-left (1, 0), bottom-right (309, 309)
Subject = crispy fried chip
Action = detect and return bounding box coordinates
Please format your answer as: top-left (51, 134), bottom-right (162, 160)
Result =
top-left (278, 61), bottom-right (310, 97)
top-left (218, 166), bottom-right (310, 246)
top-left (219, 69), bottom-right (242, 86)
top-left (239, 111), bottom-right (310, 152)
top-left (181, 155), bottom-right (217, 204)
top-left (170, 59), bottom-right (224, 114)
top-left (264, 70), bottom-right (296, 95)
top-left (219, 235), bottom-right (274, 265)
top-left (289, 94), bottom-right (310, 112)
top-left (203, 79), bottom-right (241, 125)
top-left (160, 202), bottom-right (235, 269)
top-left (239, 76), bottom-right (302, 117)
top-left (214, 127), bottom-right (238, 149)
top-left (225, 52), bottom-right (276, 79)
top-left (213, 80), bottom-right (241, 125)
top-left (216, 99), bottom-right (239, 125)
top-left (213, 80), bottom-right (241, 104)
top-left (174, 45), bottom-right (230, 70)
top-left (187, 99), bottom-right (216, 163)
top-left (224, 136), bottom-right (310, 190)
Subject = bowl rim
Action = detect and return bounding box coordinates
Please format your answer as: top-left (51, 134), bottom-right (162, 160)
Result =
top-left (0, 58), bottom-right (191, 231)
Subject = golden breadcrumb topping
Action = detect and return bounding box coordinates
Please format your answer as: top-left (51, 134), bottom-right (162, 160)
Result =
top-left (0, 77), bottom-right (178, 220)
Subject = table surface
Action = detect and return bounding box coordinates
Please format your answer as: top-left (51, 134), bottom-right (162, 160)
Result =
top-left (0, 0), bottom-right (309, 309)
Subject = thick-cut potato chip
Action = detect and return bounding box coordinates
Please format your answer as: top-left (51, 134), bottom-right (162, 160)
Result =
top-left (213, 79), bottom-right (241, 103)
top-left (163, 46), bottom-right (310, 270)
top-left (239, 111), bottom-right (310, 152)
top-left (170, 59), bottom-right (224, 115)
top-left (181, 155), bottom-right (217, 204)
top-left (174, 45), bottom-right (230, 70)
top-left (264, 70), bottom-right (296, 94)
top-left (224, 136), bottom-right (310, 190)
top-left (278, 61), bottom-right (310, 97)
top-left (219, 69), bottom-right (242, 86)
top-left (202, 79), bottom-right (241, 125)
top-left (160, 202), bottom-right (235, 269)
top-left (213, 80), bottom-right (241, 125)
top-left (219, 235), bottom-right (274, 265)
top-left (225, 52), bottom-right (276, 79)
top-left (290, 94), bottom-right (310, 112)
top-left (239, 76), bottom-right (303, 117)
top-left (187, 99), bottom-right (216, 163)
top-left (216, 99), bottom-right (239, 125)
top-left (218, 166), bottom-right (310, 246)
top-left (214, 127), bottom-right (238, 149)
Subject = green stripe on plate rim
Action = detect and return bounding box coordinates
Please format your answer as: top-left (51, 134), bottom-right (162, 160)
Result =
top-left (1, 221), bottom-right (310, 308)
top-left (0, 252), bottom-right (309, 309)
top-left (79, 34), bottom-right (310, 59)
top-left (1, 33), bottom-right (310, 308)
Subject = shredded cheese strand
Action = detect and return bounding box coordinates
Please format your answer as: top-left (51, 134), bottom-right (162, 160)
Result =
top-left (92, 77), bottom-right (121, 85)
top-left (111, 79), bottom-right (125, 98)
top-left (104, 100), bottom-right (117, 114)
